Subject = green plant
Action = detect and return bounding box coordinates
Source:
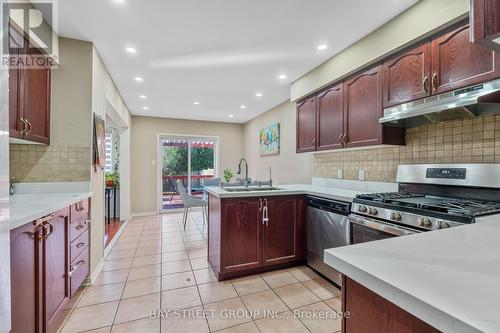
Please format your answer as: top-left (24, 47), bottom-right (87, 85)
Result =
top-left (105, 171), bottom-right (120, 188)
top-left (223, 168), bottom-right (234, 183)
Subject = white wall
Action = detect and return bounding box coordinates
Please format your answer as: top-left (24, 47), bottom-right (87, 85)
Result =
top-left (90, 46), bottom-right (132, 275)
top-left (243, 101), bottom-right (312, 184)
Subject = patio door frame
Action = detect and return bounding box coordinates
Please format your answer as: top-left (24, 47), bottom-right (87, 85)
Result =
top-left (157, 133), bottom-right (220, 213)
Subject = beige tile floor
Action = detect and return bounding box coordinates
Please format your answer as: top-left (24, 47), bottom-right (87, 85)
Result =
top-left (59, 208), bottom-right (342, 333)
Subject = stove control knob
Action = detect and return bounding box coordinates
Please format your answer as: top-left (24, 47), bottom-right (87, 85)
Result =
top-left (418, 217), bottom-right (432, 228)
top-left (390, 212), bottom-right (402, 221)
top-left (368, 207), bottom-right (378, 216)
top-left (358, 205), bottom-right (368, 213)
top-left (438, 221), bottom-right (451, 229)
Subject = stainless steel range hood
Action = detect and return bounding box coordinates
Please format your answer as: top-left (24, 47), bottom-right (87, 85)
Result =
top-left (380, 79), bottom-right (500, 128)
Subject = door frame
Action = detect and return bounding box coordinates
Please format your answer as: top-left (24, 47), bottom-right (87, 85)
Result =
top-left (157, 133), bottom-right (220, 213)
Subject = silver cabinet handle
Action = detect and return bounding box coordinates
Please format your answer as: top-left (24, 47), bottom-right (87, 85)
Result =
top-left (68, 260), bottom-right (85, 277)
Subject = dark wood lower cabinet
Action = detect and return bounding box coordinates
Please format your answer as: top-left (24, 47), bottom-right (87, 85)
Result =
top-left (208, 194), bottom-right (306, 281)
top-left (10, 200), bottom-right (90, 333)
top-left (342, 276), bottom-right (441, 333)
top-left (263, 196), bottom-right (305, 266)
top-left (10, 221), bottom-right (42, 333)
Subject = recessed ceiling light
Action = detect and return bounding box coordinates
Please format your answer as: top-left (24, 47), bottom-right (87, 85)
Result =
top-left (240, 105), bottom-right (246, 109)
top-left (317, 44), bottom-right (328, 51)
top-left (228, 114), bottom-right (234, 118)
top-left (134, 77), bottom-right (143, 82)
top-left (255, 92), bottom-right (263, 97)
top-left (143, 106), bottom-right (149, 110)
top-left (193, 101), bottom-right (200, 105)
top-left (126, 47), bottom-right (137, 54)
top-left (278, 74), bottom-right (287, 80)
top-left (139, 95), bottom-right (147, 99)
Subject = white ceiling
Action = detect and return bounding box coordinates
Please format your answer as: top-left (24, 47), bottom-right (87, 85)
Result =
top-left (55, 0), bottom-right (418, 123)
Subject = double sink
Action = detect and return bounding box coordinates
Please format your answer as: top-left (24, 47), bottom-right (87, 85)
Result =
top-left (223, 186), bottom-right (283, 192)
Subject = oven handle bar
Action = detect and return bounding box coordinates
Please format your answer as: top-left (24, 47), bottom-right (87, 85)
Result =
top-left (349, 215), bottom-right (420, 237)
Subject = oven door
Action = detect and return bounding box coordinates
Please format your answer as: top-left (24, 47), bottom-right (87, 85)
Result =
top-left (349, 214), bottom-right (420, 245)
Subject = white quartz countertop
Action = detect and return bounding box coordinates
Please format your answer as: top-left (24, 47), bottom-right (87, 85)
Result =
top-left (205, 184), bottom-right (370, 202)
top-left (9, 192), bottom-right (92, 230)
top-left (324, 215), bottom-right (500, 333)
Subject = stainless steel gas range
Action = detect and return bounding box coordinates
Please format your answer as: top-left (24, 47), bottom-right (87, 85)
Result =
top-left (349, 164), bottom-right (500, 244)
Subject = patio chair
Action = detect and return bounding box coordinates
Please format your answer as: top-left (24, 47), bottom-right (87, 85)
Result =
top-left (176, 179), bottom-right (208, 230)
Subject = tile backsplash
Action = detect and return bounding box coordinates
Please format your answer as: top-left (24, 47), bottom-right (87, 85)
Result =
top-left (314, 115), bottom-right (500, 182)
top-left (10, 144), bottom-right (91, 182)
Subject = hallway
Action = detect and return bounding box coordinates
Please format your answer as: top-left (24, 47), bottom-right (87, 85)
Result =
top-left (59, 209), bottom-right (341, 333)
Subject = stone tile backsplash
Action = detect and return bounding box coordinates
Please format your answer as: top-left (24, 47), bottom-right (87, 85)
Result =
top-left (314, 115), bottom-right (500, 182)
top-left (10, 144), bottom-right (91, 182)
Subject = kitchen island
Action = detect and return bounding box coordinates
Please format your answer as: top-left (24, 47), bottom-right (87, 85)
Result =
top-left (324, 215), bottom-right (500, 333)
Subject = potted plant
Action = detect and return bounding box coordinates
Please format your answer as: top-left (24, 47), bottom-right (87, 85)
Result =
top-left (105, 171), bottom-right (119, 188)
top-left (223, 168), bottom-right (234, 183)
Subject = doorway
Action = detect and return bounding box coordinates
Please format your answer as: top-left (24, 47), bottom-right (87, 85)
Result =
top-left (159, 135), bottom-right (219, 211)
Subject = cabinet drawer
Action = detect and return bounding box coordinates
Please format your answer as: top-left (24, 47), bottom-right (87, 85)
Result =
top-left (71, 199), bottom-right (89, 223)
top-left (69, 217), bottom-right (89, 242)
top-left (70, 230), bottom-right (89, 262)
top-left (69, 247), bottom-right (89, 297)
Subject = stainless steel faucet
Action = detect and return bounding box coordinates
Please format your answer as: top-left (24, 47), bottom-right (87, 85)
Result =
top-left (237, 158), bottom-right (249, 187)
top-left (268, 167), bottom-right (273, 187)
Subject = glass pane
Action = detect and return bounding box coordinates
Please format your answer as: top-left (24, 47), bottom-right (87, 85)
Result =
top-left (162, 139), bottom-right (189, 209)
top-left (190, 140), bottom-right (215, 198)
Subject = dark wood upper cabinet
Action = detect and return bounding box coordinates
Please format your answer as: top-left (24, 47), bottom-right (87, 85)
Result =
top-left (262, 196), bottom-right (305, 266)
top-left (10, 222), bottom-right (43, 333)
top-left (382, 43), bottom-right (432, 108)
top-left (431, 23), bottom-right (500, 94)
top-left (43, 209), bottom-right (70, 333)
top-left (23, 48), bottom-right (51, 145)
top-left (471, 0), bottom-right (500, 52)
top-left (296, 97), bottom-right (317, 153)
top-left (343, 66), bottom-right (384, 148)
top-left (221, 198), bottom-right (262, 273)
top-left (8, 23), bottom-right (51, 145)
top-left (317, 84), bottom-right (344, 150)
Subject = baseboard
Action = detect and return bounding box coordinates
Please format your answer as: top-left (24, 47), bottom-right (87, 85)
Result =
top-left (84, 257), bottom-right (105, 286)
top-left (131, 211), bottom-right (158, 218)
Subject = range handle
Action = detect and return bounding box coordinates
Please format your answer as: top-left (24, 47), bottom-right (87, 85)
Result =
top-left (349, 214), bottom-right (420, 237)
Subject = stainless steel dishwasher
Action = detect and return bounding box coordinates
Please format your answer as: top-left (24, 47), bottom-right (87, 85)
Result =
top-left (307, 196), bottom-right (351, 286)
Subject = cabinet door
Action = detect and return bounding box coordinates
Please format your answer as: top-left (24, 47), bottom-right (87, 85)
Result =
top-left (23, 48), bottom-right (51, 144)
top-left (8, 25), bottom-right (25, 139)
top-left (382, 43), bottom-right (431, 107)
top-left (10, 222), bottom-right (43, 333)
top-left (344, 66), bottom-right (383, 148)
top-left (296, 97), bottom-right (317, 153)
top-left (471, 0), bottom-right (500, 52)
top-left (431, 23), bottom-right (500, 94)
top-left (42, 209), bottom-right (70, 332)
top-left (317, 84), bottom-right (344, 150)
top-left (221, 198), bottom-right (262, 272)
top-left (262, 196), bottom-right (305, 266)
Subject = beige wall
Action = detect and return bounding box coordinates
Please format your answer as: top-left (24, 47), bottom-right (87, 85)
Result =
top-left (90, 47), bottom-right (132, 274)
top-left (243, 101), bottom-right (312, 184)
top-left (291, 0), bottom-right (469, 101)
top-left (131, 116), bottom-right (244, 214)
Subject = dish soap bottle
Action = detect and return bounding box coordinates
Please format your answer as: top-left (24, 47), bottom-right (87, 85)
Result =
top-left (9, 177), bottom-right (15, 195)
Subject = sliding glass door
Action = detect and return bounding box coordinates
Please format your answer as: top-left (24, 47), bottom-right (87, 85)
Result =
top-left (160, 135), bottom-right (218, 210)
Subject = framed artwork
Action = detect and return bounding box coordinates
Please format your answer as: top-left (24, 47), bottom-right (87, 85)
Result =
top-left (93, 113), bottom-right (106, 170)
top-left (259, 122), bottom-right (280, 156)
